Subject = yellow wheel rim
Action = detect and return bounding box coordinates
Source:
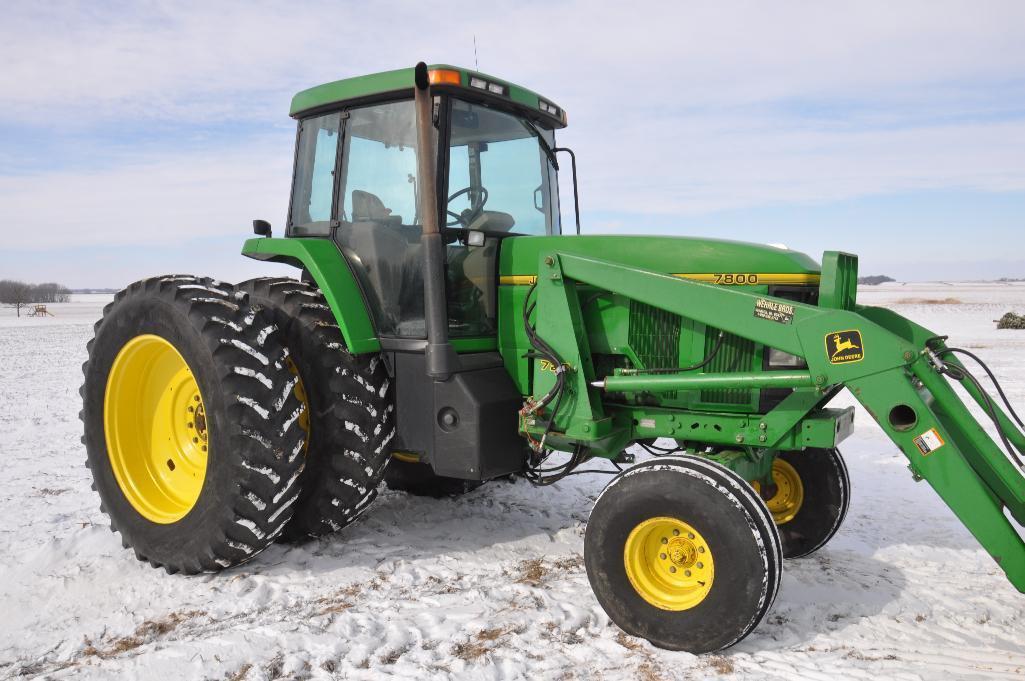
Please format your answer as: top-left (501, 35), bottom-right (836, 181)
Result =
top-left (104, 334), bottom-right (209, 523)
top-left (753, 458), bottom-right (805, 525)
top-left (624, 517), bottom-right (715, 611)
top-left (284, 355), bottom-right (310, 450)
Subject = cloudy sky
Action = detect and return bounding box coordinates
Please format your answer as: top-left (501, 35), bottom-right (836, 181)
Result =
top-left (2, 1), bottom-right (1024, 287)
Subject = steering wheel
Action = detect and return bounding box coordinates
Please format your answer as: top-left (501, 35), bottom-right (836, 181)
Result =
top-left (446, 186), bottom-right (489, 227)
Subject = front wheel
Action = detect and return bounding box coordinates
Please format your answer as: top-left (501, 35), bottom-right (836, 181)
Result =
top-left (755, 449), bottom-right (850, 559)
top-left (585, 455), bottom-right (782, 653)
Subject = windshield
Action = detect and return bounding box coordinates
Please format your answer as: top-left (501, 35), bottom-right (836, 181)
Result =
top-left (444, 98), bottom-right (560, 236)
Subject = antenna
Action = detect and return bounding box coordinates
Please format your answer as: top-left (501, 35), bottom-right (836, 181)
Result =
top-left (473, 34), bottom-right (479, 71)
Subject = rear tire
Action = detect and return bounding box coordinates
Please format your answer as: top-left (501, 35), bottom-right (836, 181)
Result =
top-left (585, 455), bottom-right (782, 653)
top-left (238, 277), bottom-right (394, 538)
top-left (765, 448), bottom-right (850, 559)
top-left (81, 276), bottom-right (306, 573)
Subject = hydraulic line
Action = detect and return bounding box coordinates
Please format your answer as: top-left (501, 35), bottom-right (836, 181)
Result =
top-left (924, 337), bottom-right (1025, 472)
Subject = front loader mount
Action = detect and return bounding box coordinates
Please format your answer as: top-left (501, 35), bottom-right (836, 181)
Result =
top-left (525, 248), bottom-right (1025, 592)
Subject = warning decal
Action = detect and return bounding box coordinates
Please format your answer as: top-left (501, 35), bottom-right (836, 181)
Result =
top-left (913, 428), bottom-right (945, 456)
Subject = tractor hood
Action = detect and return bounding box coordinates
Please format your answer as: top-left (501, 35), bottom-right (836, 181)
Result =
top-left (499, 235), bottom-right (821, 286)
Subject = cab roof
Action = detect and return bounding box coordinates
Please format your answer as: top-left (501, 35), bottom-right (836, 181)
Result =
top-left (289, 64), bottom-right (567, 129)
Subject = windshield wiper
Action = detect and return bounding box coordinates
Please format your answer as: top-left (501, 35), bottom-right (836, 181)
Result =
top-left (520, 119), bottom-right (559, 171)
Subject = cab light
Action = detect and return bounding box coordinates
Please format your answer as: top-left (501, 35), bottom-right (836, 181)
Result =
top-left (428, 69), bottom-right (461, 86)
top-left (539, 99), bottom-right (561, 117)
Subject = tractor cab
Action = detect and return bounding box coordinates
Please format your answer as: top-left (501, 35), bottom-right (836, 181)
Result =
top-left (285, 65), bottom-right (566, 342)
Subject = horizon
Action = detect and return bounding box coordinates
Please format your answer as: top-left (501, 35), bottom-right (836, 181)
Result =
top-left (2, 2), bottom-right (1024, 288)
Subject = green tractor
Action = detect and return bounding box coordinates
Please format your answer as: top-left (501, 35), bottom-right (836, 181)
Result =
top-left (82, 62), bottom-right (1025, 653)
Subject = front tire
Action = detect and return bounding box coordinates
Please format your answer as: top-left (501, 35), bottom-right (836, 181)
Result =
top-left (81, 276), bottom-right (306, 573)
top-left (760, 449), bottom-right (850, 559)
top-left (585, 455), bottom-right (782, 653)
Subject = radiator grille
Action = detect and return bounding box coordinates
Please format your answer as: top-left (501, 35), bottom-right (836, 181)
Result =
top-left (700, 329), bottom-right (755, 405)
top-left (628, 300), bottom-right (681, 397)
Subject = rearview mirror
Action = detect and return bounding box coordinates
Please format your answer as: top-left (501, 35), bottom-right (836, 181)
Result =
top-left (253, 219), bottom-right (272, 237)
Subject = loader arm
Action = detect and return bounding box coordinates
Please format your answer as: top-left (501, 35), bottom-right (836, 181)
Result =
top-left (525, 249), bottom-right (1025, 592)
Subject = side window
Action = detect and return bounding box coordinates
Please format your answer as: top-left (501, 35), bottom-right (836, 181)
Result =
top-left (289, 113), bottom-right (342, 235)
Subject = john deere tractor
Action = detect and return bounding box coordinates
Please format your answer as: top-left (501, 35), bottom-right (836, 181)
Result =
top-left (82, 62), bottom-right (1025, 653)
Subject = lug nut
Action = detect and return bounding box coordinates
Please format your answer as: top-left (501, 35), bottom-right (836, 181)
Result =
top-left (673, 529), bottom-right (680, 536)
top-left (669, 566), bottom-right (677, 573)
top-left (661, 538), bottom-right (668, 544)
top-left (660, 553), bottom-right (667, 560)
top-left (685, 570), bottom-right (692, 577)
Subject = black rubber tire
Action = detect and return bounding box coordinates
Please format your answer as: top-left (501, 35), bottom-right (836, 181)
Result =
top-left (384, 457), bottom-right (484, 498)
top-left (585, 455), bottom-right (782, 653)
top-left (81, 275), bottom-right (306, 573)
top-left (774, 448), bottom-right (850, 559)
top-left (237, 277), bottom-right (394, 538)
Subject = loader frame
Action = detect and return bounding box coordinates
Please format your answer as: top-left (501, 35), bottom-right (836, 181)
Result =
top-left (523, 247), bottom-right (1025, 591)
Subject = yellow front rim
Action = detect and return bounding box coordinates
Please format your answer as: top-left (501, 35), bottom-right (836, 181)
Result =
top-left (753, 459), bottom-right (805, 525)
top-left (104, 334), bottom-right (209, 524)
top-left (624, 517), bottom-right (715, 611)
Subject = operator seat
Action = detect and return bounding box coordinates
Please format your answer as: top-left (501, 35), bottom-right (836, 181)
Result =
top-left (334, 190), bottom-right (413, 333)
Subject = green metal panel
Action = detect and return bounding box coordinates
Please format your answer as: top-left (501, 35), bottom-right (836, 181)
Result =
top-left (290, 64), bottom-right (567, 126)
top-left (499, 235), bottom-right (821, 280)
top-left (242, 237), bottom-right (380, 354)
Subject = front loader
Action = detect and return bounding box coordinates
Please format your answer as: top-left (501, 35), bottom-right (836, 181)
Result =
top-left (81, 62), bottom-right (1025, 653)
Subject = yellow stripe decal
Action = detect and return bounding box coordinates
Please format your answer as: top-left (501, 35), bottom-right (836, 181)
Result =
top-left (499, 273), bottom-right (820, 286)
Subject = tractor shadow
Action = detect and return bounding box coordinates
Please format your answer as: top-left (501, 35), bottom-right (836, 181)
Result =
top-left (738, 547), bottom-right (910, 651)
top-left (253, 473), bottom-right (597, 575)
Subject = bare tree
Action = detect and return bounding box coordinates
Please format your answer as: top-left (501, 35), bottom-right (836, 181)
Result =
top-left (34, 282), bottom-right (72, 303)
top-left (0, 279), bottom-right (35, 317)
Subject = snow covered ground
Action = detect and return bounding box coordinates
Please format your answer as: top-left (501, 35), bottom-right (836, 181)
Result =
top-left (2, 284), bottom-right (1025, 680)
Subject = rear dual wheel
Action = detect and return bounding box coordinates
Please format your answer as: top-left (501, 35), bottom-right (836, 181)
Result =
top-left (585, 456), bottom-right (782, 653)
top-left (237, 277), bottom-right (394, 538)
top-left (82, 276), bottom-right (306, 573)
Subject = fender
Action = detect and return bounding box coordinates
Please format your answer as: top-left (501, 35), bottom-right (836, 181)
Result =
top-left (242, 237), bottom-right (380, 354)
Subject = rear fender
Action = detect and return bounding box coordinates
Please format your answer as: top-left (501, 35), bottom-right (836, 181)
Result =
top-left (242, 237), bottom-right (380, 354)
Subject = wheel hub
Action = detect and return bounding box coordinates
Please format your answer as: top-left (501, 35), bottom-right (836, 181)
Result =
top-left (624, 517), bottom-right (715, 611)
top-left (104, 334), bottom-right (209, 524)
top-left (754, 459), bottom-right (805, 525)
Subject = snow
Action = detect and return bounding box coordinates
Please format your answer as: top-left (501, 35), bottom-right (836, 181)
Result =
top-left (2, 285), bottom-right (1025, 680)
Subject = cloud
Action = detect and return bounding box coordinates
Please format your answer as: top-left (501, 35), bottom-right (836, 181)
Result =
top-left (0, 136), bottom-right (293, 249)
top-left (1, 0), bottom-right (1024, 274)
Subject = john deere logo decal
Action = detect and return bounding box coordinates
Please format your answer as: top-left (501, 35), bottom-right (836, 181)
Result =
top-left (826, 330), bottom-right (864, 364)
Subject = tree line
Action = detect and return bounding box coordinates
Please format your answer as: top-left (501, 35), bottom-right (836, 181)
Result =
top-left (0, 280), bottom-right (72, 316)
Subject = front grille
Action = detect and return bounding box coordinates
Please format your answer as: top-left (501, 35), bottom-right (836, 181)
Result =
top-left (628, 300), bottom-right (681, 398)
top-left (700, 329), bottom-right (755, 405)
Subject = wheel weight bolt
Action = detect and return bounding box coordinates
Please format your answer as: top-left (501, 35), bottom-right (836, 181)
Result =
top-left (660, 553), bottom-right (667, 560)
top-left (669, 566), bottom-right (677, 573)
top-left (188, 406), bottom-right (194, 413)
top-left (672, 529), bottom-right (680, 536)
top-left (661, 538), bottom-right (668, 545)
top-left (193, 437), bottom-right (199, 443)
top-left (685, 570), bottom-right (691, 577)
